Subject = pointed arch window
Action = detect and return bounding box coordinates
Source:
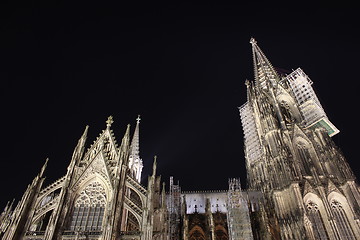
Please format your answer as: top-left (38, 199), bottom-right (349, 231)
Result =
top-left (331, 200), bottom-right (356, 239)
top-left (189, 225), bottom-right (206, 240)
top-left (297, 142), bottom-right (312, 176)
top-left (306, 201), bottom-right (329, 240)
top-left (69, 182), bottom-right (106, 232)
top-left (279, 100), bottom-right (294, 123)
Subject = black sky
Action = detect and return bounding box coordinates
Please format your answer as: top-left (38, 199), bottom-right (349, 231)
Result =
top-left (0, 1), bottom-right (359, 208)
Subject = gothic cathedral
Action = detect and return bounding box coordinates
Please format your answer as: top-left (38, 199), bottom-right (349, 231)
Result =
top-left (1, 39), bottom-right (360, 240)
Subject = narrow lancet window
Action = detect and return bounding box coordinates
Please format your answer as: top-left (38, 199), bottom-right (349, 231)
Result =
top-left (306, 201), bottom-right (329, 240)
top-left (331, 200), bottom-right (356, 240)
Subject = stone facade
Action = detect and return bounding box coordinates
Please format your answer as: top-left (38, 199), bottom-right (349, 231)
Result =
top-left (1, 39), bottom-right (360, 240)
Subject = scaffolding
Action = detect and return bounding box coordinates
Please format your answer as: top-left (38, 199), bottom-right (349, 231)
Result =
top-left (227, 178), bottom-right (254, 240)
top-left (285, 68), bottom-right (339, 136)
top-left (168, 177), bottom-right (181, 240)
top-left (239, 102), bottom-right (263, 164)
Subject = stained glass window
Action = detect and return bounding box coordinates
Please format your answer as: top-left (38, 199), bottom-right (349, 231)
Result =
top-left (69, 182), bottom-right (106, 231)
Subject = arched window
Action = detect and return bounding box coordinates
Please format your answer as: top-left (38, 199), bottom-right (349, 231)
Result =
top-left (331, 200), bottom-right (356, 239)
top-left (215, 225), bottom-right (228, 240)
top-left (277, 93), bottom-right (302, 123)
top-left (126, 211), bottom-right (140, 231)
top-left (69, 182), bottom-right (106, 231)
top-left (280, 100), bottom-right (294, 124)
top-left (129, 188), bottom-right (142, 209)
top-left (306, 201), bottom-right (329, 240)
top-left (189, 225), bottom-right (206, 240)
top-left (297, 143), bottom-right (312, 176)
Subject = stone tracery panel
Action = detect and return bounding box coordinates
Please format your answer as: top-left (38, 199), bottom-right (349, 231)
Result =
top-left (69, 182), bottom-right (107, 231)
top-left (306, 201), bottom-right (328, 240)
top-left (331, 200), bottom-right (356, 239)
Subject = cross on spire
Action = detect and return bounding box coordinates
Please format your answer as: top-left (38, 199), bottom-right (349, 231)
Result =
top-left (136, 115), bottom-right (141, 124)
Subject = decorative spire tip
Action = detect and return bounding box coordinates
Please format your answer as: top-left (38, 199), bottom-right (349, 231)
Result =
top-left (106, 116), bottom-right (114, 128)
top-left (250, 37), bottom-right (257, 45)
top-left (136, 115), bottom-right (141, 124)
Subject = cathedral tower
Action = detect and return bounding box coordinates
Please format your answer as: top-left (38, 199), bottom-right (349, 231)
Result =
top-left (239, 38), bottom-right (360, 239)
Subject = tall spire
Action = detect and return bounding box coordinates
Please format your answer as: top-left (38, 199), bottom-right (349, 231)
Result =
top-left (72, 125), bottom-right (89, 164)
top-left (130, 115), bottom-right (141, 158)
top-left (250, 38), bottom-right (280, 89)
top-left (128, 115), bottom-right (143, 182)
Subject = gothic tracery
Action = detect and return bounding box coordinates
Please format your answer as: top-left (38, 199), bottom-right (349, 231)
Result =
top-left (69, 182), bottom-right (107, 231)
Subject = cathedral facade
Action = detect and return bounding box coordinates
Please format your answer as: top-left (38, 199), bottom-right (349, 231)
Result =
top-left (1, 39), bottom-right (360, 240)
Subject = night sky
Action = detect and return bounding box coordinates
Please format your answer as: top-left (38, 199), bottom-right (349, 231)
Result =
top-left (0, 2), bottom-right (359, 208)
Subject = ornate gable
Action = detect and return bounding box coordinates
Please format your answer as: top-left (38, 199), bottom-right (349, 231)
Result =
top-left (303, 180), bottom-right (317, 196)
top-left (72, 150), bottom-right (113, 191)
top-left (72, 116), bottom-right (124, 191)
top-left (71, 117), bottom-right (122, 190)
top-left (327, 179), bottom-right (341, 195)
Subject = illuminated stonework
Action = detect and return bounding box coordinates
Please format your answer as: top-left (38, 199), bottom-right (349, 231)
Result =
top-left (1, 39), bottom-right (359, 240)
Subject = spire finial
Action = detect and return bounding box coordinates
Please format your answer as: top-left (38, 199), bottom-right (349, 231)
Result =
top-left (250, 37), bottom-right (257, 45)
top-left (106, 116), bottom-right (114, 128)
top-left (152, 155), bottom-right (157, 176)
top-left (136, 115), bottom-right (141, 124)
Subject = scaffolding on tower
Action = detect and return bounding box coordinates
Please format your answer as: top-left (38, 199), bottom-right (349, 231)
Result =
top-left (227, 178), bottom-right (254, 240)
top-left (168, 176), bottom-right (181, 240)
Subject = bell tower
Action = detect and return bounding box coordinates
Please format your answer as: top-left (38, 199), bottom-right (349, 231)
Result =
top-left (239, 38), bottom-right (360, 239)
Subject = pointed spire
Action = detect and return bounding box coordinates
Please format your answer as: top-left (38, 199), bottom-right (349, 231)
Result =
top-left (72, 125), bottom-right (89, 164)
top-left (250, 37), bottom-right (280, 88)
top-left (130, 115), bottom-right (141, 159)
top-left (78, 125), bottom-right (89, 149)
top-left (152, 155), bottom-right (157, 177)
top-left (121, 124), bottom-right (131, 151)
top-left (82, 124), bottom-right (89, 137)
top-left (119, 123), bottom-right (131, 162)
top-left (2, 201), bottom-right (11, 214)
top-left (245, 79), bottom-right (253, 103)
top-left (128, 115), bottom-right (144, 182)
top-left (161, 182), bottom-right (166, 208)
top-left (39, 158), bottom-right (49, 178)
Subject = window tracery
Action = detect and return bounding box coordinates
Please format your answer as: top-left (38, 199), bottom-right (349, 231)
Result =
top-left (280, 100), bottom-right (294, 123)
top-left (69, 182), bottom-right (106, 231)
top-left (297, 142), bottom-right (312, 176)
top-left (306, 201), bottom-right (328, 240)
top-left (331, 200), bottom-right (356, 239)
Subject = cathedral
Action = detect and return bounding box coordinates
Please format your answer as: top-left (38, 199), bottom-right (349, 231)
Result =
top-left (1, 39), bottom-right (360, 240)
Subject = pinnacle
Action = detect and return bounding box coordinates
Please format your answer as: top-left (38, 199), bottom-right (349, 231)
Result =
top-left (250, 37), bottom-right (257, 45)
top-left (106, 116), bottom-right (114, 128)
